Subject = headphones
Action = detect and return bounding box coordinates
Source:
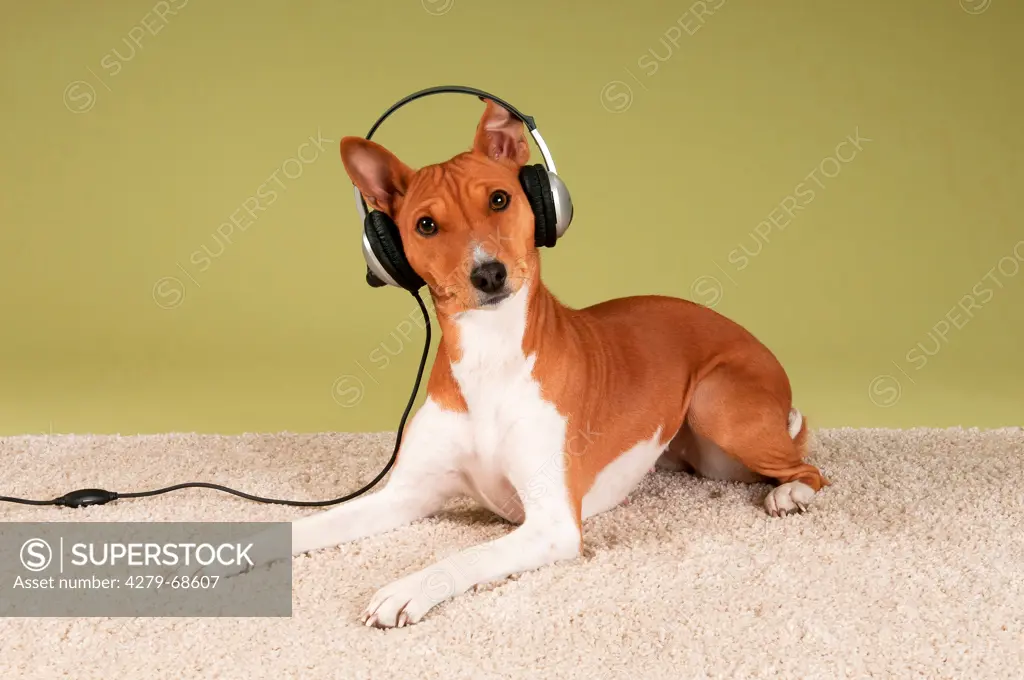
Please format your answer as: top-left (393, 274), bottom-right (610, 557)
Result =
top-left (351, 86), bottom-right (574, 291)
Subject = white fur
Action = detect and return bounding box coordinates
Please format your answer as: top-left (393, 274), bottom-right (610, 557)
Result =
top-left (193, 286), bottom-right (815, 625)
top-left (269, 283), bottom-right (580, 628)
top-left (471, 243), bottom-right (493, 265)
top-left (764, 481), bottom-right (815, 516)
top-left (354, 284), bottom-right (583, 627)
top-left (582, 428), bottom-right (664, 519)
top-left (788, 408), bottom-right (803, 439)
top-left (445, 282), bottom-right (571, 527)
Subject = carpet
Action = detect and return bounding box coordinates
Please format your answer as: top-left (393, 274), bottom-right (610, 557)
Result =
top-left (1, 427), bottom-right (1022, 679)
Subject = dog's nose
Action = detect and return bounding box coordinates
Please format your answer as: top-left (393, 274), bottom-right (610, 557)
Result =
top-left (469, 261), bottom-right (507, 294)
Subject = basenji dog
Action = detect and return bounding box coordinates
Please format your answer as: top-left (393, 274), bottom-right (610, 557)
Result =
top-left (227, 100), bottom-right (828, 628)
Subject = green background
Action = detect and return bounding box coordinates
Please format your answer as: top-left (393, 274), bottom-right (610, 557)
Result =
top-left (1, 0), bottom-right (1021, 436)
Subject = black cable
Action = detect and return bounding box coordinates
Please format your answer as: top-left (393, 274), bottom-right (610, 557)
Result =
top-left (0, 291), bottom-right (432, 509)
top-left (0, 495), bottom-right (56, 506)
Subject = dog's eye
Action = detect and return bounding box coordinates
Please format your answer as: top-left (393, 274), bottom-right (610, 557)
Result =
top-left (415, 216), bottom-right (438, 236)
top-left (489, 190), bottom-right (510, 212)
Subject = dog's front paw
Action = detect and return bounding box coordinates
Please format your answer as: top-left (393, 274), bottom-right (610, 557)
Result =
top-left (361, 568), bottom-right (458, 628)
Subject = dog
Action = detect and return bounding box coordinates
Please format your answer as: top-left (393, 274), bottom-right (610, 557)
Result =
top-left (204, 99), bottom-right (829, 628)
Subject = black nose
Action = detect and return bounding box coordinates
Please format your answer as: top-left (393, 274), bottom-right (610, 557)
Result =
top-left (469, 261), bottom-right (507, 294)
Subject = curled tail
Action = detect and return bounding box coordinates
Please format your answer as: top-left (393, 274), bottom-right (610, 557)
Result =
top-left (787, 407), bottom-right (803, 439)
top-left (787, 407), bottom-right (826, 485)
top-left (788, 407), bottom-right (809, 455)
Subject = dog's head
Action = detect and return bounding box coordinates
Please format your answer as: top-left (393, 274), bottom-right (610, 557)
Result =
top-left (341, 100), bottom-right (539, 313)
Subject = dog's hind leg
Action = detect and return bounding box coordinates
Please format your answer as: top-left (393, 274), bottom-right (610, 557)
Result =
top-left (658, 423), bottom-right (768, 483)
top-left (686, 367), bottom-right (828, 516)
top-left (655, 425), bottom-right (697, 473)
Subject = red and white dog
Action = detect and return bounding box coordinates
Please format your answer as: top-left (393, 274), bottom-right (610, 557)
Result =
top-left (289, 100), bottom-right (828, 627)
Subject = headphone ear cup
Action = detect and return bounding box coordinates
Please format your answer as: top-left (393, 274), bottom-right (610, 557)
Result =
top-left (364, 211), bottom-right (425, 291)
top-left (519, 164), bottom-right (558, 248)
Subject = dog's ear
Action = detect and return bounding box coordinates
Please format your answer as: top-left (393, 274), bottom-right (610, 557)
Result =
top-left (340, 137), bottom-right (415, 216)
top-left (472, 99), bottom-right (530, 168)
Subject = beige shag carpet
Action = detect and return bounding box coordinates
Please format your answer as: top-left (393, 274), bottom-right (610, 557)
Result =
top-left (1, 427), bottom-right (1023, 679)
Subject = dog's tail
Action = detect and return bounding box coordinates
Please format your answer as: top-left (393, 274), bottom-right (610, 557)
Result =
top-left (788, 407), bottom-right (809, 454)
top-left (787, 407), bottom-right (826, 486)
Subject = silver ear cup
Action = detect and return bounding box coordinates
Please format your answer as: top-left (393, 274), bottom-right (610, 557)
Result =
top-left (528, 128), bottom-right (572, 240)
top-left (547, 171), bottom-right (573, 239)
top-left (353, 185), bottom-right (402, 288)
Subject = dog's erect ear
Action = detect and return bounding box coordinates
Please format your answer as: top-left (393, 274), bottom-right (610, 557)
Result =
top-left (472, 99), bottom-right (530, 168)
top-left (340, 137), bottom-right (415, 216)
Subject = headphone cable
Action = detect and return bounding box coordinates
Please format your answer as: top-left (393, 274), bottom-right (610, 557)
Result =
top-left (0, 291), bottom-right (432, 509)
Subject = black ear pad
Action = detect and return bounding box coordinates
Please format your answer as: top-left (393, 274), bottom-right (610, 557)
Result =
top-left (364, 211), bottom-right (425, 291)
top-left (519, 164), bottom-right (558, 248)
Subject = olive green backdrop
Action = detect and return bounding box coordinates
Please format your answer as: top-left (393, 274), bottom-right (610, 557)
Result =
top-left (1, 0), bottom-right (1021, 436)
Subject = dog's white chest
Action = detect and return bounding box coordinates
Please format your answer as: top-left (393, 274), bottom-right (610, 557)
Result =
top-left (447, 287), bottom-right (567, 523)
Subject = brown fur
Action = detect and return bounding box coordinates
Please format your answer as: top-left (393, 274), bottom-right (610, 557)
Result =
top-left (340, 100), bottom-right (828, 531)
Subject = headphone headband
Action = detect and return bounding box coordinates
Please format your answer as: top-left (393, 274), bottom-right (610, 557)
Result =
top-left (354, 86), bottom-right (559, 219)
top-left (365, 85), bottom-right (537, 137)
top-left (353, 85), bottom-right (573, 290)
